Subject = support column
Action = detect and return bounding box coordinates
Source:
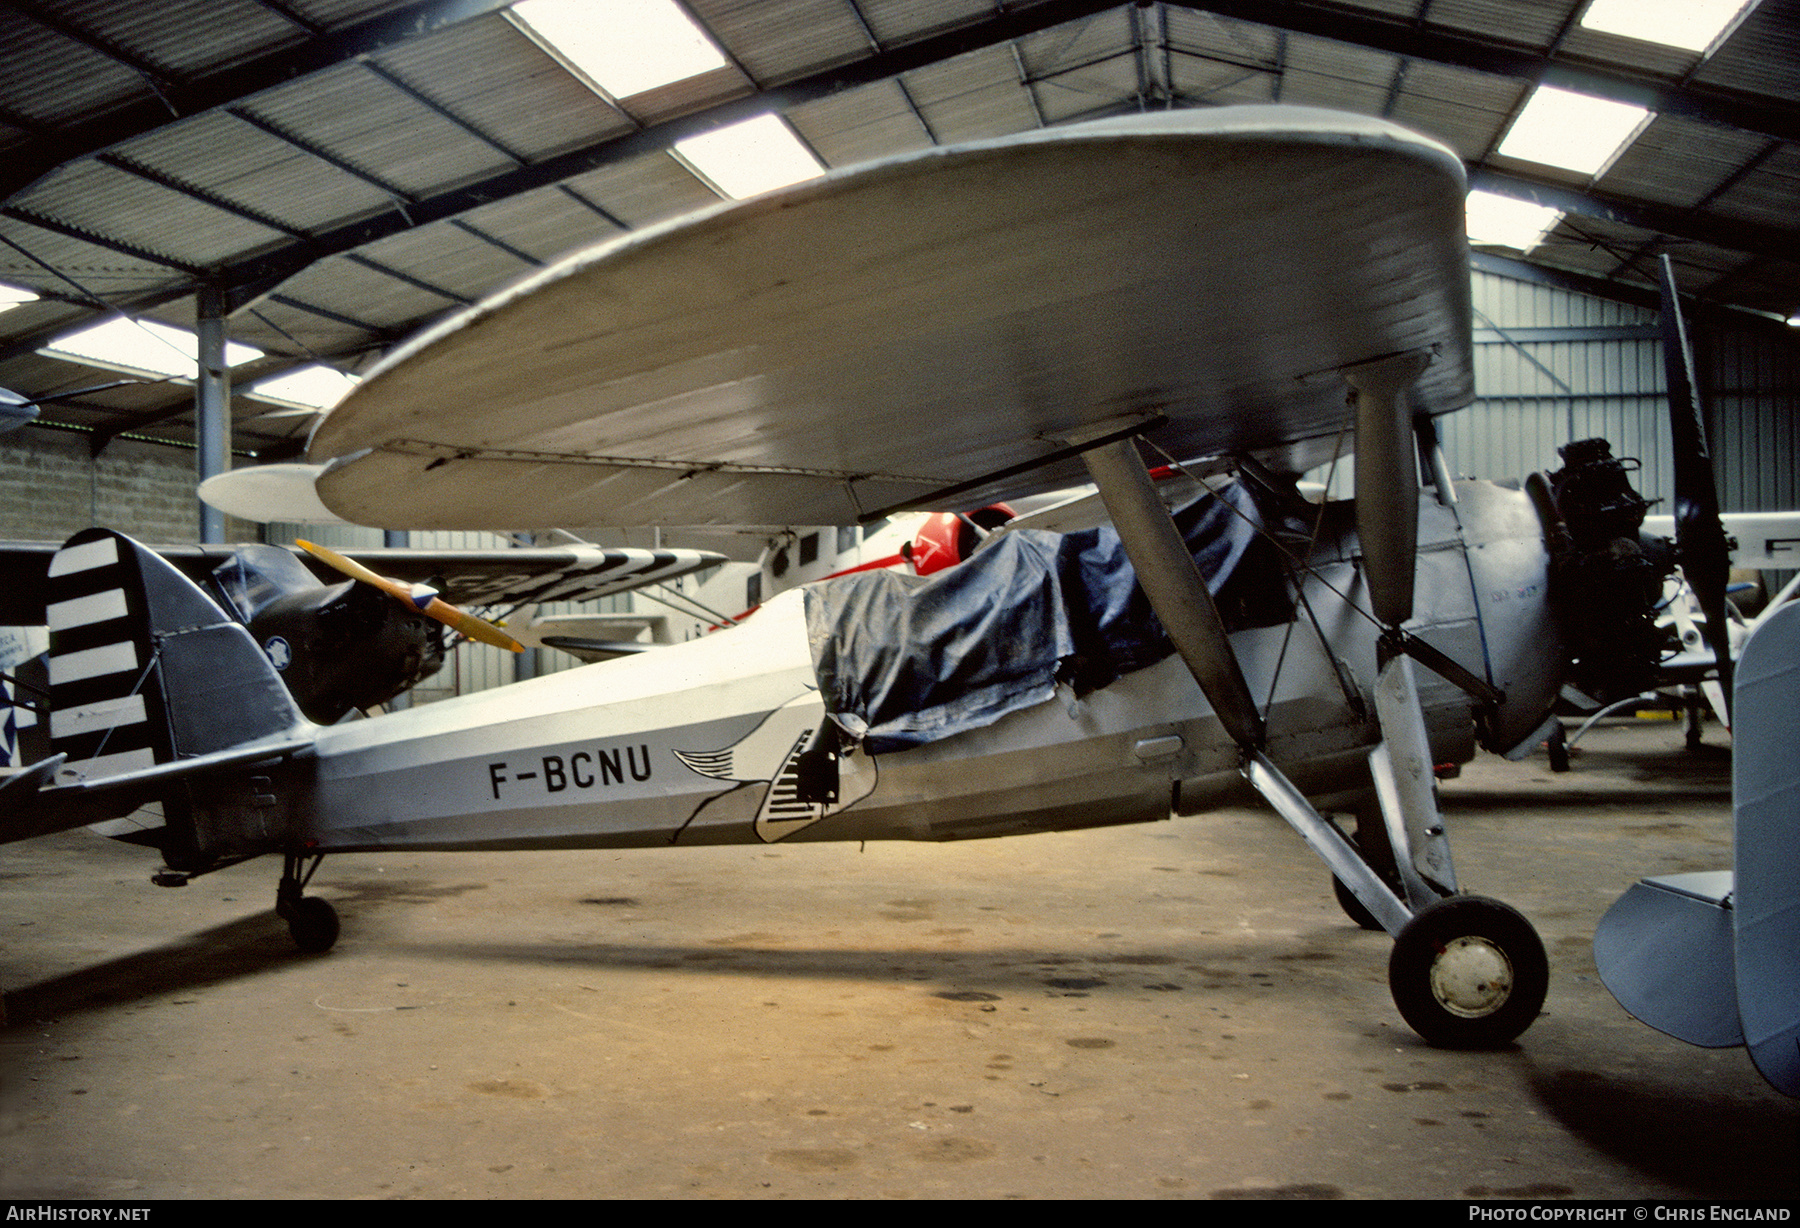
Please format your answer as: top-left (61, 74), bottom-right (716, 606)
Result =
top-left (195, 285), bottom-right (230, 544)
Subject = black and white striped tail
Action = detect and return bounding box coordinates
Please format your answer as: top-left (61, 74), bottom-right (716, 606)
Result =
top-left (44, 529), bottom-right (309, 786)
top-left (45, 530), bottom-right (171, 782)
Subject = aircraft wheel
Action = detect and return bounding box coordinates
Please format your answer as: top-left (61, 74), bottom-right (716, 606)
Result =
top-left (1332, 874), bottom-right (1385, 931)
top-left (1388, 896), bottom-right (1546, 1049)
top-left (286, 896), bottom-right (340, 954)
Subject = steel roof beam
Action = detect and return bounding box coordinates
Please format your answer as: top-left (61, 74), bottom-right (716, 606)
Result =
top-left (209, 0), bottom-right (1133, 298)
top-left (95, 151), bottom-right (309, 241)
top-left (1470, 168), bottom-right (1800, 268)
top-left (261, 293), bottom-right (403, 339)
top-left (7, 0), bottom-right (177, 89)
top-left (1470, 250), bottom-right (1796, 340)
top-left (0, 0), bottom-right (520, 203)
top-left (1168, 1), bottom-right (1800, 144)
top-left (0, 204), bottom-right (206, 278)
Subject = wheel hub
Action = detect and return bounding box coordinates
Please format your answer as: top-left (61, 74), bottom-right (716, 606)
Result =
top-left (1429, 936), bottom-right (1514, 1018)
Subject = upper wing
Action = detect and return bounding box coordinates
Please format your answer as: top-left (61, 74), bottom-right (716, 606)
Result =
top-left (309, 106), bottom-right (1473, 532)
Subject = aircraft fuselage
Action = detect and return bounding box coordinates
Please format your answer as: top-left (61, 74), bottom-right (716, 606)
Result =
top-left (294, 479), bottom-right (1562, 856)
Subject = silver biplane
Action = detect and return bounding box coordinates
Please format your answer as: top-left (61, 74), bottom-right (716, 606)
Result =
top-left (0, 107), bottom-right (1726, 1050)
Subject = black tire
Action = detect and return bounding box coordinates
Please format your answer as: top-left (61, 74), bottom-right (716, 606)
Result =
top-left (1333, 873), bottom-right (1385, 932)
top-left (287, 896), bottom-right (340, 954)
top-left (1388, 896), bottom-right (1546, 1049)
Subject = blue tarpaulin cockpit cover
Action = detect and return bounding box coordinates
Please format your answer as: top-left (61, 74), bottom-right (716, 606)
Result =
top-left (805, 481), bottom-right (1265, 753)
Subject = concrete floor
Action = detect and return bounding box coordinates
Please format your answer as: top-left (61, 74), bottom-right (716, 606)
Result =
top-left (0, 720), bottom-right (1795, 1200)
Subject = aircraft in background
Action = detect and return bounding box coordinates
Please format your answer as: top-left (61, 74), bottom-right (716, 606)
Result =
top-left (193, 459), bottom-right (987, 660)
top-left (0, 535), bottom-right (723, 733)
top-left (0, 107), bottom-right (1779, 1054)
top-left (1641, 512), bottom-right (1799, 725)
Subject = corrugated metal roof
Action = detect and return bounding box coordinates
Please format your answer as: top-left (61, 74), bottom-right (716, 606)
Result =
top-left (788, 80), bottom-right (935, 164)
top-left (0, 0), bottom-right (1792, 457)
top-left (694, 0), bottom-right (876, 84)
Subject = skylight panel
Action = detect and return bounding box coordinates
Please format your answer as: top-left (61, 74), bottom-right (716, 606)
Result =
top-left (247, 365), bottom-right (360, 411)
top-left (1580, 0), bottom-right (1756, 54)
top-left (1465, 192), bottom-right (1562, 252)
top-left (1497, 86), bottom-right (1652, 176)
top-left (674, 114), bottom-right (825, 200)
top-left (512, 0), bottom-right (728, 98)
top-left (0, 284), bottom-right (38, 314)
top-left (42, 317), bottom-right (263, 380)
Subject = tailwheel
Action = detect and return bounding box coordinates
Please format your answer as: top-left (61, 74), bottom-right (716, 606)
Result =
top-left (286, 896), bottom-right (340, 953)
top-left (1388, 896), bottom-right (1546, 1049)
top-left (276, 851), bottom-right (339, 954)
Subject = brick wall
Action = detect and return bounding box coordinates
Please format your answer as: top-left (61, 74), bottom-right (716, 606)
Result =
top-left (0, 430), bottom-right (248, 544)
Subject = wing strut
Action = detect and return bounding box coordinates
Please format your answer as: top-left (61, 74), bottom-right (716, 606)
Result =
top-left (1078, 433), bottom-right (1412, 938)
top-left (1348, 351), bottom-right (1429, 627)
top-left (1346, 351), bottom-right (1464, 903)
top-left (1082, 438), bottom-right (1264, 751)
top-left (1077, 356), bottom-right (1545, 1048)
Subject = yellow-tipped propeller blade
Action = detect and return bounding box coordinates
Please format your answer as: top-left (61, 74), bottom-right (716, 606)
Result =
top-left (296, 539), bottom-right (524, 653)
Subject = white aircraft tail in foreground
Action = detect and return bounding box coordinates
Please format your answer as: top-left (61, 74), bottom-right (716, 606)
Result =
top-left (1594, 598), bottom-right (1800, 1096)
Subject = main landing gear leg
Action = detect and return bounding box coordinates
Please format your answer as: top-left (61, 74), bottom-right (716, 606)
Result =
top-left (276, 850), bottom-right (339, 954)
top-left (1076, 393), bottom-right (1547, 1048)
top-left (1348, 359), bottom-right (1545, 1047)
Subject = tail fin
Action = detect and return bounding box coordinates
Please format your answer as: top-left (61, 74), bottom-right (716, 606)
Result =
top-left (1, 531), bottom-right (313, 851)
top-left (1731, 597), bottom-right (1800, 1096)
top-left (44, 529), bottom-right (309, 782)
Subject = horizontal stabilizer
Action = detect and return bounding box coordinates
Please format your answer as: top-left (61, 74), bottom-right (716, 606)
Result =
top-left (0, 736), bottom-right (314, 846)
top-left (1593, 872), bottom-right (1743, 1048)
